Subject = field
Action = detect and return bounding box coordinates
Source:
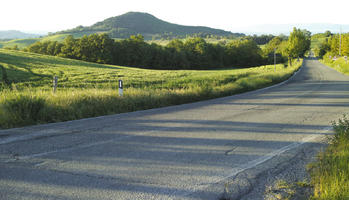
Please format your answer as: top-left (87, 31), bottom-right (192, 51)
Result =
top-left (0, 34), bottom-right (74, 49)
top-left (0, 38), bottom-right (41, 49)
top-left (149, 38), bottom-right (235, 46)
top-left (0, 49), bottom-right (302, 128)
top-left (311, 37), bottom-right (327, 50)
top-left (0, 34), bottom-right (236, 50)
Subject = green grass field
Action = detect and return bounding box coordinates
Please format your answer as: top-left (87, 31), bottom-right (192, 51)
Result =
top-left (0, 38), bottom-right (41, 49)
top-left (0, 49), bottom-right (302, 128)
top-left (311, 37), bottom-right (327, 50)
top-left (0, 34), bottom-right (73, 49)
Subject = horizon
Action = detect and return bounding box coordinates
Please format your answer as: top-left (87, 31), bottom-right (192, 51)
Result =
top-left (1, 0), bottom-right (349, 35)
top-left (2, 16), bottom-right (348, 36)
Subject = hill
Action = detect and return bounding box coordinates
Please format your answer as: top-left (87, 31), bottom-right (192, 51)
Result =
top-left (57, 12), bottom-right (244, 39)
top-left (0, 38), bottom-right (40, 49)
top-left (0, 30), bottom-right (42, 39)
top-left (0, 34), bottom-right (74, 49)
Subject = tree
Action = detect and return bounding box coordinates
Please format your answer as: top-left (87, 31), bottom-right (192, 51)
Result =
top-left (183, 37), bottom-right (209, 68)
top-left (263, 37), bottom-right (283, 56)
top-left (286, 27), bottom-right (311, 65)
top-left (60, 35), bottom-right (77, 59)
top-left (324, 30), bottom-right (332, 37)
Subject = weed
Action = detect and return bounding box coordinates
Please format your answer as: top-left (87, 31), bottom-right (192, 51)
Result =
top-left (309, 115), bottom-right (349, 200)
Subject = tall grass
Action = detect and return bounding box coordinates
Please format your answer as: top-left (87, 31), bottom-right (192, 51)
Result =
top-left (321, 56), bottom-right (349, 75)
top-left (0, 49), bottom-right (302, 129)
top-left (309, 116), bottom-right (349, 200)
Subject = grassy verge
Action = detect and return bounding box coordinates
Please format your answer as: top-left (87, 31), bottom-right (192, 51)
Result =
top-left (0, 49), bottom-right (302, 129)
top-left (320, 56), bottom-right (349, 75)
top-left (309, 116), bottom-right (349, 199)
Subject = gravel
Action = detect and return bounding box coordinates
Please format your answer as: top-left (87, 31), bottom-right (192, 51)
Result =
top-left (222, 137), bottom-right (328, 200)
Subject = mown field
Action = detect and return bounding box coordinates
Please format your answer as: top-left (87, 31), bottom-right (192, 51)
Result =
top-left (0, 49), bottom-right (302, 128)
top-left (0, 34), bottom-right (80, 49)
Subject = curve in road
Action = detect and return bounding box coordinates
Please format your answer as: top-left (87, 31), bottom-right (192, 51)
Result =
top-left (1, 58), bottom-right (349, 200)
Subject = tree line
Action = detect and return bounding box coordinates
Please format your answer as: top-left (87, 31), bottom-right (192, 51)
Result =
top-left (25, 28), bottom-right (310, 69)
top-left (316, 32), bottom-right (349, 58)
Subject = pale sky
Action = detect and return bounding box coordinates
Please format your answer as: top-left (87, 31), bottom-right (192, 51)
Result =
top-left (1, 0), bottom-right (348, 34)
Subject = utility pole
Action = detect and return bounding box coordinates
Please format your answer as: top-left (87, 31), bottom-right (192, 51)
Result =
top-left (339, 26), bottom-right (342, 56)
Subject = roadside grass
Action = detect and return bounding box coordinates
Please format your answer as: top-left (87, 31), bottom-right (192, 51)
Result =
top-left (0, 49), bottom-right (302, 129)
top-left (321, 56), bottom-right (349, 75)
top-left (308, 116), bottom-right (349, 200)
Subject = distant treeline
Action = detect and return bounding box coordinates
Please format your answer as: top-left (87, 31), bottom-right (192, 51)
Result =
top-left (25, 34), bottom-right (266, 69)
top-left (25, 28), bottom-right (310, 69)
top-left (243, 34), bottom-right (280, 45)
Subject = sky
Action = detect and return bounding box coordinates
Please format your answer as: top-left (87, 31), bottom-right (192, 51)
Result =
top-left (1, 0), bottom-right (349, 34)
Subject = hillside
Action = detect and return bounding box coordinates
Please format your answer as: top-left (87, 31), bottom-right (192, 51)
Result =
top-left (0, 30), bottom-right (42, 39)
top-left (0, 49), bottom-right (301, 128)
top-left (58, 12), bottom-right (244, 39)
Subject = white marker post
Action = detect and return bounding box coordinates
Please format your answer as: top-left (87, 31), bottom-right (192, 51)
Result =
top-left (53, 76), bottom-right (58, 93)
top-left (118, 80), bottom-right (123, 97)
top-left (274, 48), bottom-right (276, 72)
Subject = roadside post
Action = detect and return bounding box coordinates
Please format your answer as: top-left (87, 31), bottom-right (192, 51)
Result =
top-left (118, 80), bottom-right (123, 97)
top-left (53, 76), bottom-right (58, 93)
top-left (345, 56), bottom-right (348, 64)
top-left (274, 48), bottom-right (276, 72)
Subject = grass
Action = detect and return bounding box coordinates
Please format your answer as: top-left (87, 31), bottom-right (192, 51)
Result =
top-left (311, 37), bottom-right (327, 50)
top-left (306, 53), bottom-right (349, 200)
top-left (320, 56), bottom-right (349, 75)
top-left (40, 34), bottom-right (70, 42)
top-left (0, 49), bottom-right (302, 129)
top-left (0, 34), bottom-right (73, 49)
top-left (149, 38), bottom-right (236, 46)
top-left (0, 38), bottom-right (41, 49)
top-left (0, 35), bottom-right (236, 50)
top-left (308, 116), bottom-right (349, 200)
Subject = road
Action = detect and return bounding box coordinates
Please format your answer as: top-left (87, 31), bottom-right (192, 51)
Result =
top-left (1, 58), bottom-right (349, 200)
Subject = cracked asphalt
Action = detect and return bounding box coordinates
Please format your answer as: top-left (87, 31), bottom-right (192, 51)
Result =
top-left (1, 58), bottom-right (349, 200)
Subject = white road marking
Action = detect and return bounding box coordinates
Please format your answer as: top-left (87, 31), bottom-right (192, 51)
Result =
top-left (177, 126), bottom-right (332, 198)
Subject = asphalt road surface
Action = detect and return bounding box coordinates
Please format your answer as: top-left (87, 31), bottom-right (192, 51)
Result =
top-left (1, 58), bottom-right (349, 200)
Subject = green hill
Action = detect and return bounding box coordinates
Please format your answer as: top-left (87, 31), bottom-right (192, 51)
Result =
top-left (1, 12), bottom-right (244, 49)
top-left (0, 34), bottom-right (73, 49)
top-left (57, 12), bottom-right (244, 39)
top-left (0, 30), bottom-right (42, 39)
